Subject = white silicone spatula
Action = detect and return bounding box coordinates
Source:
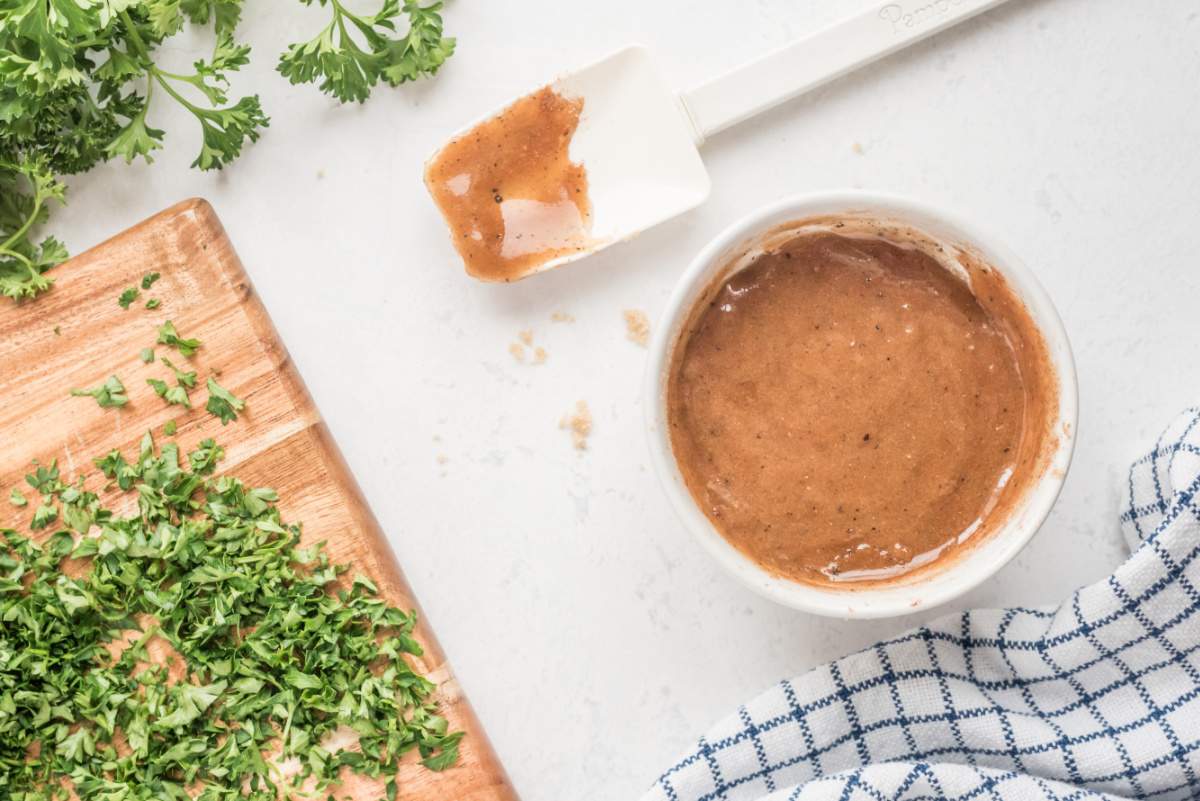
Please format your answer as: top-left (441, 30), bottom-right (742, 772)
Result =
top-left (437, 0), bottom-right (1014, 277)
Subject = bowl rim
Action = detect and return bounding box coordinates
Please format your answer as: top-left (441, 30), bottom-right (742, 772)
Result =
top-left (642, 190), bottom-right (1079, 619)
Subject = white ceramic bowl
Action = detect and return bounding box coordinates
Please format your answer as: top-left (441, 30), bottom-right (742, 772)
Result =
top-left (644, 191), bottom-right (1078, 619)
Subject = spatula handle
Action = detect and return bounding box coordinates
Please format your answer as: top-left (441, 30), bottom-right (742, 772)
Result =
top-left (678, 0), bottom-right (1014, 143)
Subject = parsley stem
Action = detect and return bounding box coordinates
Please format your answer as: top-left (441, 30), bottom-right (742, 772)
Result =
top-left (115, 8), bottom-right (182, 128)
top-left (116, 10), bottom-right (182, 118)
top-left (152, 71), bottom-right (208, 116)
top-left (0, 246), bottom-right (34, 270)
top-left (329, 0), bottom-right (350, 19)
top-left (118, 9), bottom-right (153, 63)
top-left (138, 74), bottom-right (156, 122)
top-left (280, 703), bottom-right (296, 751)
top-left (130, 623), bottom-right (162, 653)
top-left (0, 191), bottom-right (44, 254)
top-left (328, 0), bottom-right (362, 42)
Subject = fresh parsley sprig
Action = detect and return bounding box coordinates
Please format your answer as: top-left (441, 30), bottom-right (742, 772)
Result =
top-left (110, 9), bottom-right (270, 170)
top-left (0, 0), bottom-right (454, 302)
top-left (279, 0), bottom-right (455, 103)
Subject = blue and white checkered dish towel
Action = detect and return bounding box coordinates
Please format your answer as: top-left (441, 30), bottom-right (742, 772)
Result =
top-left (642, 407), bottom-right (1200, 801)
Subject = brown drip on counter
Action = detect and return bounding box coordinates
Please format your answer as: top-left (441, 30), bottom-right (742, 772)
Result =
top-left (667, 228), bottom-right (1058, 587)
top-left (425, 86), bottom-right (593, 282)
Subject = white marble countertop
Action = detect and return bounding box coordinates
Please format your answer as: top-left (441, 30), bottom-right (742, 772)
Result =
top-left (52, 1), bottom-right (1200, 798)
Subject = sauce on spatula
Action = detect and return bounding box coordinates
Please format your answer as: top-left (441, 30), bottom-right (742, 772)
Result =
top-left (425, 87), bottom-right (594, 282)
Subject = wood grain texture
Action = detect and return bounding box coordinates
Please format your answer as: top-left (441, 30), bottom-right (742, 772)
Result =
top-left (0, 199), bottom-right (518, 801)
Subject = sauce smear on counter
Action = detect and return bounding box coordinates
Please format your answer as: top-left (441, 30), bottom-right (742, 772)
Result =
top-left (425, 86), bottom-right (593, 282)
top-left (667, 229), bottom-right (1056, 586)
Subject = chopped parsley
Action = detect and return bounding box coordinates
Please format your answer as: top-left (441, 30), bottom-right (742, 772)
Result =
top-left (29, 498), bottom-right (57, 529)
top-left (8, 487), bottom-right (27, 507)
top-left (161, 357), bottom-right (197, 388)
top-left (117, 287), bottom-right (139, 309)
top-left (69, 375), bottom-right (129, 408)
top-left (139, 348), bottom-right (155, 364)
top-left (156, 321), bottom-right (202, 357)
top-left (147, 378), bottom-right (190, 408)
top-left (0, 434), bottom-right (461, 799)
top-left (25, 460), bottom-right (61, 494)
top-left (145, 298), bottom-right (161, 310)
top-left (141, 271), bottom-right (161, 290)
top-left (205, 377), bottom-right (245, 425)
top-left (147, 357), bottom-right (198, 408)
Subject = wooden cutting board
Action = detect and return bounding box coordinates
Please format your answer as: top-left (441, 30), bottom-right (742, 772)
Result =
top-left (0, 199), bottom-right (518, 801)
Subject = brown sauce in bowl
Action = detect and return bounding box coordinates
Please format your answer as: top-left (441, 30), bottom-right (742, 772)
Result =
top-left (666, 225), bottom-right (1057, 586)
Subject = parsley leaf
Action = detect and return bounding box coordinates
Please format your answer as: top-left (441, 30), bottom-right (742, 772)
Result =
top-left (30, 497), bottom-right (58, 529)
top-left (156, 320), bottom-right (202, 356)
top-left (140, 347), bottom-right (156, 363)
top-left (148, 356), bottom-right (196, 406)
top-left (188, 437), bottom-right (223, 473)
top-left (94, 449), bottom-right (138, 490)
top-left (8, 486), bottom-right (27, 507)
top-left (164, 418), bottom-right (177, 436)
top-left (25, 460), bottom-right (62, 494)
top-left (141, 270), bottom-right (161, 289)
top-left (148, 377), bottom-right (191, 407)
top-left (161, 356), bottom-right (197, 387)
top-left (70, 375), bottom-right (130, 407)
top-left (155, 680), bottom-right (228, 729)
top-left (422, 736), bottom-right (463, 771)
top-left (118, 286), bottom-right (140, 308)
top-left (205, 376), bottom-right (244, 424)
top-left (145, 297), bottom-right (161, 309)
top-left (59, 481), bottom-right (101, 533)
